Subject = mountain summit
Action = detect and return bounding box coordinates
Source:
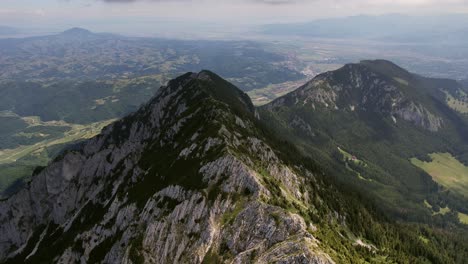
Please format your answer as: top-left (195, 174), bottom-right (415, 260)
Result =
top-left (261, 60), bottom-right (468, 224)
top-left (60, 27), bottom-right (93, 36)
top-left (268, 60), bottom-right (444, 131)
top-left (0, 71), bottom-right (334, 263)
top-left (0, 69), bottom-right (466, 263)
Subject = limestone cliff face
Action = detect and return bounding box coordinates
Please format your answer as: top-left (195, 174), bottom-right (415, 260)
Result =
top-left (268, 62), bottom-right (443, 132)
top-left (0, 71), bottom-right (334, 263)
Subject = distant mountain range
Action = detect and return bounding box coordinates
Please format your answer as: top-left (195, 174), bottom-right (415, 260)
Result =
top-left (60, 27), bottom-right (94, 36)
top-left (1, 67), bottom-right (467, 263)
top-left (0, 26), bottom-right (19, 36)
top-left (262, 14), bottom-right (468, 43)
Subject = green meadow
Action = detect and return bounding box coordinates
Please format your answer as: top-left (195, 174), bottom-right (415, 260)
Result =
top-left (411, 153), bottom-right (468, 198)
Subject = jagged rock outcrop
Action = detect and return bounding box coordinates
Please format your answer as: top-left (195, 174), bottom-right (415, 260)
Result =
top-left (259, 59), bottom-right (468, 234)
top-left (267, 61), bottom-right (443, 131)
top-left (0, 71), bottom-right (334, 263)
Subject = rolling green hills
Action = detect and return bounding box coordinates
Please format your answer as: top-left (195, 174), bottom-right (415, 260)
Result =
top-left (0, 74), bottom-right (164, 197)
top-left (0, 28), bottom-right (303, 91)
top-left (0, 114), bottom-right (114, 198)
top-left (0, 28), bottom-right (308, 198)
top-left (411, 153), bottom-right (468, 198)
top-left (0, 75), bottom-right (164, 124)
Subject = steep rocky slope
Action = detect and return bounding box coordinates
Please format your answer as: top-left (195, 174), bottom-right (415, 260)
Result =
top-left (1, 69), bottom-right (466, 263)
top-left (267, 60), bottom-right (445, 131)
top-left (0, 71), bottom-right (334, 263)
top-left (260, 60), bottom-right (468, 223)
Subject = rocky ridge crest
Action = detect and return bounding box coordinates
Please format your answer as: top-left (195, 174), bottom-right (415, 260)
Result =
top-left (0, 71), bottom-right (333, 263)
top-left (268, 61), bottom-right (443, 131)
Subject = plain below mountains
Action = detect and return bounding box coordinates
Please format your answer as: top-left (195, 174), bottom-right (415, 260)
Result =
top-left (0, 27), bottom-right (303, 91)
top-left (262, 14), bottom-right (468, 44)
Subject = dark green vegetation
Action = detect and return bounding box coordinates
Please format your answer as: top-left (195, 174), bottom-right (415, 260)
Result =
top-left (0, 116), bottom-right (29, 148)
top-left (0, 118), bottom-right (112, 199)
top-left (0, 28), bottom-right (305, 198)
top-left (0, 72), bottom-right (161, 197)
top-left (198, 68), bottom-right (468, 263)
top-left (0, 26), bottom-right (467, 261)
top-left (260, 60), bottom-right (468, 228)
top-left (5, 70), bottom-right (468, 263)
top-left (0, 113), bottom-right (72, 197)
top-left (462, 80), bottom-right (468, 88)
top-left (0, 28), bottom-right (303, 91)
top-left (411, 153), bottom-right (468, 198)
top-left (0, 76), bottom-right (162, 124)
top-left (0, 143), bottom-right (66, 198)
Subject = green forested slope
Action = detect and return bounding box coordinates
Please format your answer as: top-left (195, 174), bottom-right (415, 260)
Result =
top-left (260, 60), bottom-right (468, 226)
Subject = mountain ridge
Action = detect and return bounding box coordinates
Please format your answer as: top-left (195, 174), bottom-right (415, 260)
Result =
top-left (0, 26), bottom-right (19, 36)
top-left (261, 14), bottom-right (468, 43)
top-left (267, 60), bottom-right (445, 131)
top-left (0, 71), bottom-right (335, 263)
top-left (260, 59), bottom-right (468, 223)
top-left (1, 68), bottom-right (467, 263)
top-left (60, 27), bottom-right (93, 36)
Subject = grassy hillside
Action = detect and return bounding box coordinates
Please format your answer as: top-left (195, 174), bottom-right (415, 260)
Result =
top-left (0, 74), bottom-right (165, 197)
top-left (260, 60), bottom-right (468, 226)
top-left (0, 118), bottom-right (114, 198)
top-left (411, 153), bottom-right (468, 198)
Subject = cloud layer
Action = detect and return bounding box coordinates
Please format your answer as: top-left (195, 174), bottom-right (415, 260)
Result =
top-left (1, 0), bottom-right (468, 34)
top-left (97, 0), bottom-right (468, 5)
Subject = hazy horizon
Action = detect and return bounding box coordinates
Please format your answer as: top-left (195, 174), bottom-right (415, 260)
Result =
top-left (2, 0), bottom-right (468, 37)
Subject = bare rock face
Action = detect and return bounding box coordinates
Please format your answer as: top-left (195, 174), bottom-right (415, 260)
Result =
top-left (0, 71), bottom-right (334, 263)
top-left (393, 101), bottom-right (442, 132)
top-left (267, 62), bottom-right (443, 132)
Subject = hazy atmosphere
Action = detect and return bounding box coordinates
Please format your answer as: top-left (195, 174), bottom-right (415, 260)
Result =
top-left (2, 0), bottom-right (468, 35)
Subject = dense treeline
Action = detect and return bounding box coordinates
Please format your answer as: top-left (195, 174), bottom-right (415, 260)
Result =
top-left (256, 106), bottom-right (468, 263)
top-left (258, 77), bottom-right (468, 221)
top-left (0, 78), bottom-right (161, 124)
